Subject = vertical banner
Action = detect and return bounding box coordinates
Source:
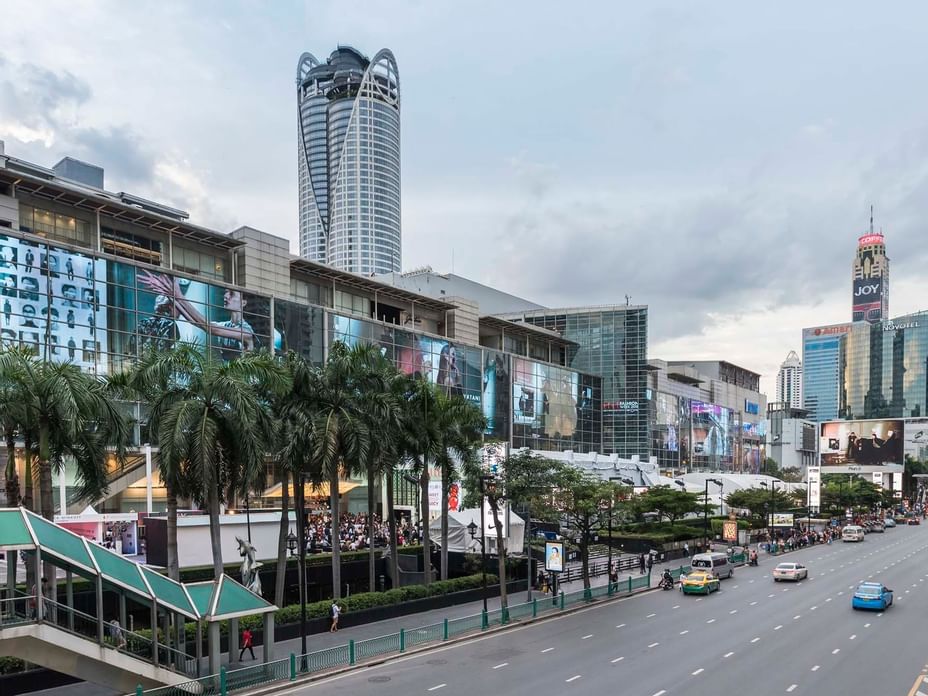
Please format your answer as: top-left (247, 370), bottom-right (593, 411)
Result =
top-left (872, 471), bottom-right (884, 489)
top-left (807, 466), bottom-right (821, 510)
top-left (544, 541), bottom-right (564, 572)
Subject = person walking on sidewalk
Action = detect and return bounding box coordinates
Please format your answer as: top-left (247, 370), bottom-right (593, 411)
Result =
top-left (646, 553), bottom-right (653, 575)
top-left (683, 542), bottom-right (690, 557)
top-left (239, 628), bottom-right (256, 661)
top-left (330, 601), bottom-right (341, 632)
top-left (639, 553), bottom-right (646, 574)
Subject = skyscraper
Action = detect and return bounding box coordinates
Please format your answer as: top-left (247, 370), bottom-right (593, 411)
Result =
top-left (776, 350), bottom-right (802, 408)
top-left (852, 210), bottom-right (889, 323)
top-left (296, 47), bottom-right (401, 275)
top-left (801, 323), bottom-right (851, 422)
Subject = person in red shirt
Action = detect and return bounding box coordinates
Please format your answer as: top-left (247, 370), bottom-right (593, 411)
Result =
top-left (239, 628), bottom-right (255, 661)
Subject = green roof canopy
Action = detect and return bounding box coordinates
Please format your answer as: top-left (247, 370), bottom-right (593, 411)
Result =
top-left (0, 509), bottom-right (276, 622)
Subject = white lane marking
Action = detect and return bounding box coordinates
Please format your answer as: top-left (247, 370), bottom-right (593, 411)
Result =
top-left (864, 623), bottom-right (871, 628)
top-left (652, 691), bottom-right (667, 696)
top-left (648, 642), bottom-right (660, 648)
top-left (877, 612), bottom-right (884, 617)
top-left (733, 585), bottom-right (739, 589)
top-left (793, 615), bottom-right (801, 620)
top-left (707, 619), bottom-right (716, 624)
top-left (724, 651), bottom-right (735, 658)
top-left (749, 580), bottom-right (755, 583)
top-left (680, 630), bottom-right (689, 635)
top-left (811, 606), bottom-right (818, 610)
top-left (428, 685), bottom-right (446, 692)
top-left (541, 647), bottom-right (555, 653)
top-left (787, 685), bottom-right (798, 692)
top-left (695, 598), bottom-right (704, 602)
top-left (672, 606), bottom-right (680, 610)
top-left (493, 663), bottom-right (508, 669)
top-left (769, 594), bottom-right (776, 598)
top-left (611, 656), bottom-right (625, 663)
top-left (646, 613), bottom-right (656, 618)
top-left (811, 665), bottom-right (820, 671)
top-left (751, 637), bottom-right (760, 643)
top-left (692, 668), bottom-right (705, 675)
top-left (565, 675), bottom-right (582, 683)
top-left (774, 625), bottom-right (783, 630)
top-left (825, 598), bottom-right (833, 602)
top-left (750, 601), bottom-right (758, 606)
top-left (581, 634), bottom-right (594, 640)
top-left (850, 634), bottom-right (856, 640)
top-left (730, 609), bottom-right (738, 614)
top-left (838, 591), bottom-right (844, 596)
top-left (832, 648), bottom-right (840, 654)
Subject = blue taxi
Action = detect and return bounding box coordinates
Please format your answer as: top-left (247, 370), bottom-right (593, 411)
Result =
top-left (851, 582), bottom-right (893, 610)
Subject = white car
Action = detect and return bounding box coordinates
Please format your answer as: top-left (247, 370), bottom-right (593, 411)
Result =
top-left (773, 562), bottom-right (808, 582)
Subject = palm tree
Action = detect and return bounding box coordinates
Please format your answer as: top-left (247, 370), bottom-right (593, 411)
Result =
top-left (0, 347), bottom-right (31, 507)
top-left (118, 344), bottom-right (288, 579)
top-left (301, 341), bottom-right (392, 599)
top-left (431, 392), bottom-right (485, 581)
top-left (0, 347), bottom-right (129, 521)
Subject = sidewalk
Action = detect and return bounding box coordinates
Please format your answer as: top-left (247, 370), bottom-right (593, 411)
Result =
top-left (226, 567), bottom-right (658, 667)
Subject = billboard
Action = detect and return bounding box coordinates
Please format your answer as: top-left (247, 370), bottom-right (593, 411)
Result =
top-left (482, 350), bottom-right (510, 438)
top-left (544, 541), bottom-right (564, 572)
top-left (769, 513), bottom-right (794, 527)
top-left (0, 234), bottom-right (107, 371)
top-left (819, 419), bottom-right (904, 466)
top-left (852, 278), bottom-right (883, 322)
top-left (690, 401), bottom-right (733, 458)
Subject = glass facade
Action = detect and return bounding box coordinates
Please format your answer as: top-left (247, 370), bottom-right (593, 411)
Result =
top-left (518, 307), bottom-right (648, 458)
top-left (802, 323), bottom-right (851, 422)
top-left (841, 313), bottom-right (928, 419)
top-left (297, 47), bottom-right (401, 275)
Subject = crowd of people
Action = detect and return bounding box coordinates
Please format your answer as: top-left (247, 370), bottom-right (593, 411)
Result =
top-left (302, 511), bottom-right (423, 553)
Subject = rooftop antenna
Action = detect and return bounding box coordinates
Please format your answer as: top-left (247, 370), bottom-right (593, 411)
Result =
top-left (451, 247), bottom-right (455, 274)
top-left (870, 204), bottom-right (874, 235)
top-left (625, 294), bottom-right (631, 306)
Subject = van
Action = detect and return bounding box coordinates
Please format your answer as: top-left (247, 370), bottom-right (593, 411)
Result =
top-left (842, 525), bottom-right (865, 542)
top-left (689, 552), bottom-right (734, 579)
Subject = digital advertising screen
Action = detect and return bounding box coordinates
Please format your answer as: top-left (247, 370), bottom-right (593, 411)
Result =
top-left (690, 401), bottom-right (732, 458)
top-left (819, 419), bottom-right (904, 466)
top-left (482, 350), bottom-right (510, 438)
top-left (544, 541), bottom-right (564, 572)
top-left (512, 358), bottom-right (578, 437)
top-left (0, 234), bottom-right (107, 371)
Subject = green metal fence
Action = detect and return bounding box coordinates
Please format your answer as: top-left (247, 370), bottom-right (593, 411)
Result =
top-left (136, 565), bottom-right (704, 696)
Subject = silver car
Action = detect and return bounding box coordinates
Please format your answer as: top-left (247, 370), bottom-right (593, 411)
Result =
top-left (773, 562), bottom-right (808, 581)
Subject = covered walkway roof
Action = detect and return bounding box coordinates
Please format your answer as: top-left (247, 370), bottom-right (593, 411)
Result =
top-left (0, 508), bottom-right (275, 621)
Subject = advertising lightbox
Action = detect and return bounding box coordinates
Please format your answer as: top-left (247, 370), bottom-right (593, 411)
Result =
top-left (820, 419), bottom-right (904, 466)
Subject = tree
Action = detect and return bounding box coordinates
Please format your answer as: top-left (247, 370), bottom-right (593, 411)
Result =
top-left (551, 467), bottom-right (626, 589)
top-left (725, 486), bottom-right (795, 521)
top-left (635, 485), bottom-right (700, 524)
top-left (125, 345), bottom-right (287, 579)
top-left (301, 341), bottom-right (393, 598)
top-left (0, 347), bottom-right (129, 522)
top-left (779, 467), bottom-right (803, 483)
top-left (462, 451), bottom-right (565, 611)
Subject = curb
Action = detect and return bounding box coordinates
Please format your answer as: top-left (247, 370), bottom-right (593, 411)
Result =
top-left (242, 583), bottom-right (659, 696)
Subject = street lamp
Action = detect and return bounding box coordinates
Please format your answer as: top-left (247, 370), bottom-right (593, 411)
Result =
top-left (760, 480), bottom-right (779, 547)
top-left (466, 519), bottom-right (487, 614)
top-left (608, 476), bottom-right (636, 587)
top-left (287, 530), bottom-right (297, 557)
top-left (704, 478), bottom-right (723, 551)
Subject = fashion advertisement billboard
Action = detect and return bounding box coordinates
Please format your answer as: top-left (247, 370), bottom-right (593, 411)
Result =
top-left (690, 401), bottom-right (733, 458)
top-left (482, 350), bottom-right (510, 439)
top-left (0, 234), bottom-right (106, 371)
top-left (819, 419), bottom-right (904, 465)
top-left (512, 358), bottom-right (578, 436)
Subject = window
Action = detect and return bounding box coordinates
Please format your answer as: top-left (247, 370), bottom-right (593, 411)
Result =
top-left (18, 204), bottom-right (92, 246)
top-left (101, 226), bottom-right (163, 265)
top-left (172, 245), bottom-right (227, 281)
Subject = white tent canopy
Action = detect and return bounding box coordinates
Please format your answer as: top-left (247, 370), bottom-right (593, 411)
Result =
top-left (429, 507), bottom-right (525, 555)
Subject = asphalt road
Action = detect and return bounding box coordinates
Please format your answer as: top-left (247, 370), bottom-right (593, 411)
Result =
top-left (268, 524), bottom-right (928, 696)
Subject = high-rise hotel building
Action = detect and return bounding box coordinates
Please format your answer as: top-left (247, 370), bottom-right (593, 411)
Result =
top-left (296, 47), bottom-right (401, 275)
top-left (852, 227), bottom-right (889, 323)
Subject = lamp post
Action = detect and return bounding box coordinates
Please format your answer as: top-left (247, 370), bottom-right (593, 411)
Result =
top-left (467, 519), bottom-right (488, 614)
top-left (704, 478), bottom-right (723, 552)
top-left (760, 480), bottom-right (779, 547)
top-left (287, 530), bottom-right (297, 557)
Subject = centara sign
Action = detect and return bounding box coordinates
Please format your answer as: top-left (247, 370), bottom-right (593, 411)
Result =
top-left (854, 283), bottom-right (880, 297)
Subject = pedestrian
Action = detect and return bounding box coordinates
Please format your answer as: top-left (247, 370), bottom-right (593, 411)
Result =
top-left (536, 570), bottom-right (545, 592)
top-left (329, 601), bottom-right (341, 632)
top-left (683, 542), bottom-right (690, 557)
top-left (110, 619), bottom-right (126, 649)
top-left (638, 553), bottom-right (646, 574)
top-left (239, 627), bottom-right (256, 660)
top-left (646, 553), bottom-right (653, 574)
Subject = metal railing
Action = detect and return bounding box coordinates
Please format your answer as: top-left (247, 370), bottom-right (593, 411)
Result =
top-left (135, 557), bottom-right (727, 696)
top-left (0, 595), bottom-right (197, 677)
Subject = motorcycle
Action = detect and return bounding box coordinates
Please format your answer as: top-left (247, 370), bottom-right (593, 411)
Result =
top-left (748, 554), bottom-right (759, 566)
top-left (659, 574), bottom-right (675, 590)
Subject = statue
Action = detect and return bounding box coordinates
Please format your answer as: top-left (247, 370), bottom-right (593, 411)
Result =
top-left (235, 536), bottom-right (263, 595)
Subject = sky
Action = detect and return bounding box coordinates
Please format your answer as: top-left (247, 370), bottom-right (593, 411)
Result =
top-left (3, 1), bottom-right (928, 397)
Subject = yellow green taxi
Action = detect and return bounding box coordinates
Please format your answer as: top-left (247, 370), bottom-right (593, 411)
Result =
top-left (680, 569), bottom-right (720, 595)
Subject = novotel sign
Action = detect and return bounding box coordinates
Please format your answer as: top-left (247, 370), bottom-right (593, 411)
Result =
top-left (883, 321), bottom-right (919, 332)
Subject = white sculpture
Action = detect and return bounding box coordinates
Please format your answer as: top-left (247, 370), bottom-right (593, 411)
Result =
top-left (235, 536), bottom-right (263, 595)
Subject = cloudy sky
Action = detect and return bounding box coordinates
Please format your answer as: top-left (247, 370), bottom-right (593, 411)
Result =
top-left (3, 1), bottom-right (928, 395)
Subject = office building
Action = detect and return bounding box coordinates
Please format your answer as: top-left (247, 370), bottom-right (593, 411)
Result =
top-left (852, 223), bottom-right (889, 323)
top-left (765, 403), bottom-right (816, 473)
top-left (776, 350), bottom-right (802, 409)
top-left (802, 322), bottom-right (851, 422)
top-left (296, 47), bottom-right (401, 275)
top-left (0, 146), bottom-right (601, 515)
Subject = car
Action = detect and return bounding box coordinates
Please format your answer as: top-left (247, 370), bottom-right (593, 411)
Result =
top-left (871, 523), bottom-right (885, 533)
top-left (852, 582), bottom-right (893, 610)
top-left (773, 562), bottom-right (808, 581)
top-left (680, 569), bottom-right (721, 595)
top-left (884, 518), bottom-right (897, 528)
top-left (908, 517), bottom-right (921, 525)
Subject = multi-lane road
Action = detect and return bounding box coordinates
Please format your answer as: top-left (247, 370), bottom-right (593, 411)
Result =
top-left (272, 524), bottom-right (928, 696)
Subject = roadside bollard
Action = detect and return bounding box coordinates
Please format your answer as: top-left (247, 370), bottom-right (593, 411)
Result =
top-left (136, 686), bottom-right (142, 696)
top-left (532, 598), bottom-right (538, 617)
top-left (400, 628), bottom-right (406, 652)
top-left (559, 591), bottom-right (565, 610)
top-left (443, 618), bottom-right (448, 640)
top-left (289, 653), bottom-right (296, 680)
top-left (628, 576), bottom-right (632, 594)
top-left (219, 667), bottom-right (227, 696)
top-left (481, 610), bottom-right (488, 630)
top-left (349, 639), bottom-right (355, 665)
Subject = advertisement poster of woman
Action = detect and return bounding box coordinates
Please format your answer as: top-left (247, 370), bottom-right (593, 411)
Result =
top-left (545, 541), bottom-right (564, 573)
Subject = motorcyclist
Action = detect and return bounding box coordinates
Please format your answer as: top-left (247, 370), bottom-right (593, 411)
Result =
top-left (661, 568), bottom-right (674, 589)
top-left (749, 549), bottom-right (758, 566)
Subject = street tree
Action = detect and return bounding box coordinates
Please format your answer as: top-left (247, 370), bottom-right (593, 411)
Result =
top-left (634, 485), bottom-right (700, 524)
top-left (725, 486), bottom-right (795, 521)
